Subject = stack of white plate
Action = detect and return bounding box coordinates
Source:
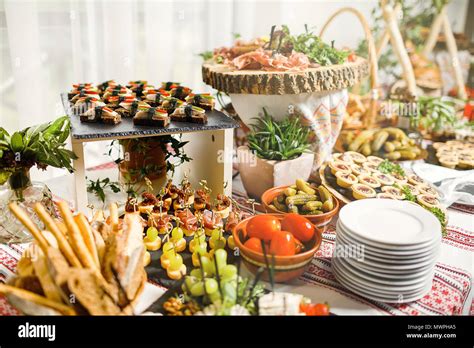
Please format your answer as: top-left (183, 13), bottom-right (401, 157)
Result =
top-left (333, 199), bottom-right (442, 303)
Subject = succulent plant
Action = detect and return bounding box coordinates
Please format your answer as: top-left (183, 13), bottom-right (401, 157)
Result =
top-left (247, 108), bottom-right (310, 161)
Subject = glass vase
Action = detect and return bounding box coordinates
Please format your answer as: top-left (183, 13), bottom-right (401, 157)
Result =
top-left (0, 168), bottom-right (57, 244)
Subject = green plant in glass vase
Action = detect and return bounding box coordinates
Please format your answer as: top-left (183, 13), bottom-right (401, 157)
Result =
top-left (0, 116), bottom-right (77, 243)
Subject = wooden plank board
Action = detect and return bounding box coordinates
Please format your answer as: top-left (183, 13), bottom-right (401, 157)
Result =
top-left (202, 57), bottom-right (369, 95)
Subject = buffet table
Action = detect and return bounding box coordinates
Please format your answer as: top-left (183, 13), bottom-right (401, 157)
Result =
top-left (0, 162), bottom-right (472, 316)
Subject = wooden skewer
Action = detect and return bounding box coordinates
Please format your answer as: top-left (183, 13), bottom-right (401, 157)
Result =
top-left (34, 203), bottom-right (82, 268)
top-left (57, 201), bottom-right (98, 270)
top-left (8, 202), bottom-right (49, 255)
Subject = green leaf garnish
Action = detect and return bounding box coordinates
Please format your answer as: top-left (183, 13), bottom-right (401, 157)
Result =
top-left (427, 206), bottom-right (447, 237)
top-left (377, 159), bottom-right (405, 176)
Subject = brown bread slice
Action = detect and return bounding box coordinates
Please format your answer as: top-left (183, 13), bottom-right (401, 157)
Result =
top-left (67, 268), bottom-right (121, 315)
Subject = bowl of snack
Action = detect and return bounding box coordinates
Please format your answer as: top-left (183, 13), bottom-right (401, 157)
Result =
top-left (232, 213), bottom-right (323, 283)
top-left (261, 179), bottom-right (339, 231)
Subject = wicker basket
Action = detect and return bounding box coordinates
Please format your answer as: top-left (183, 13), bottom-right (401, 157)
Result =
top-left (320, 7), bottom-right (380, 130)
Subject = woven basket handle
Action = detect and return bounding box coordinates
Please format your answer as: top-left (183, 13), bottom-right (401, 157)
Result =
top-left (320, 7), bottom-right (379, 92)
top-left (319, 7), bottom-right (379, 127)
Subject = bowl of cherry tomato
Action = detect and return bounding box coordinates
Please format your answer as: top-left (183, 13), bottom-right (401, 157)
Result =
top-left (261, 184), bottom-right (339, 231)
top-left (232, 213), bottom-right (323, 283)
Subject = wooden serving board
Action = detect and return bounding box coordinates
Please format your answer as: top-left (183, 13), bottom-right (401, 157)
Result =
top-left (202, 57), bottom-right (369, 95)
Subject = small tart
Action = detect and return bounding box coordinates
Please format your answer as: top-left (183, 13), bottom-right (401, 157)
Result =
top-left (438, 156), bottom-right (458, 169)
top-left (329, 160), bottom-right (352, 175)
top-left (351, 184), bottom-right (376, 200)
top-left (332, 152), bottom-right (353, 164)
top-left (436, 149), bottom-right (454, 157)
top-left (335, 171), bottom-right (358, 189)
top-left (381, 186), bottom-right (404, 199)
top-left (357, 174), bottom-right (381, 189)
top-left (417, 194), bottom-right (440, 209)
top-left (376, 193), bottom-right (395, 199)
top-left (407, 174), bottom-right (425, 186)
top-left (391, 172), bottom-right (407, 185)
top-left (345, 151), bottom-right (367, 164)
top-left (362, 162), bottom-right (380, 173)
top-left (372, 173), bottom-right (395, 186)
top-left (458, 158), bottom-right (474, 169)
top-left (446, 140), bottom-right (463, 146)
top-left (366, 156), bottom-right (384, 165)
top-left (351, 164), bottom-right (371, 176)
top-left (403, 183), bottom-right (419, 195)
top-left (416, 184), bottom-right (439, 197)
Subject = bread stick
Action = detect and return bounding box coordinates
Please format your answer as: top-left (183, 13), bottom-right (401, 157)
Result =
top-left (34, 203), bottom-right (82, 267)
top-left (9, 202), bottom-right (49, 255)
top-left (0, 283), bottom-right (75, 315)
top-left (57, 201), bottom-right (97, 270)
top-left (74, 213), bottom-right (100, 267)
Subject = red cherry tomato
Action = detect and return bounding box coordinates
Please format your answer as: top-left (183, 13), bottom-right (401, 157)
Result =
top-left (244, 237), bottom-right (263, 253)
top-left (246, 215), bottom-right (281, 242)
top-left (300, 303), bottom-right (330, 316)
top-left (269, 230), bottom-right (296, 256)
top-left (294, 237), bottom-right (304, 254)
top-left (281, 214), bottom-right (315, 242)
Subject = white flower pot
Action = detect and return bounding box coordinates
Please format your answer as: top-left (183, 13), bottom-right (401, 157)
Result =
top-left (237, 146), bottom-right (314, 200)
top-left (230, 90), bottom-right (348, 170)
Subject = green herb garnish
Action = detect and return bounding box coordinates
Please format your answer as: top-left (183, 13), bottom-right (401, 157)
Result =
top-left (395, 183), bottom-right (447, 237)
top-left (377, 159), bottom-right (405, 176)
top-left (281, 25), bottom-right (349, 66)
top-left (428, 206), bottom-right (447, 237)
top-left (395, 184), bottom-right (416, 202)
top-left (198, 51), bottom-right (213, 61)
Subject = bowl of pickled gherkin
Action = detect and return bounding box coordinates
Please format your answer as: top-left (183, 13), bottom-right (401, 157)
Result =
top-left (261, 179), bottom-right (339, 230)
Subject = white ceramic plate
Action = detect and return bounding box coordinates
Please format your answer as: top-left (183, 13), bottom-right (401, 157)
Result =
top-left (336, 223), bottom-right (439, 258)
top-left (338, 199), bottom-right (441, 246)
top-left (333, 265), bottom-right (433, 303)
top-left (337, 220), bottom-right (441, 252)
top-left (341, 254), bottom-right (437, 278)
top-left (333, 256), bottom-right (435, 288)
top-left (335, 230), bottom-right (438, 264)
top-left (332, 258), bottom-right (433, 294)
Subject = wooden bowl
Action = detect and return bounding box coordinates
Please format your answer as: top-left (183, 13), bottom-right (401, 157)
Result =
top-left (232, 214), bottom-right (323, 283)
top-left (261, 185), bottom-right (339, 231)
